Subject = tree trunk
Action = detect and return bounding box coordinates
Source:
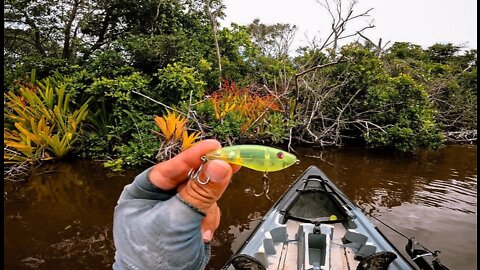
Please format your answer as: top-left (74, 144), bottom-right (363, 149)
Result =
top-left (82, 8), bottom-right (112, 61)
top-left (204, 1), bottom-right (222, 90)
top-left (63, 0), bottom-right (82, 60)
top-left (24, 13), bottom-right (46, 57)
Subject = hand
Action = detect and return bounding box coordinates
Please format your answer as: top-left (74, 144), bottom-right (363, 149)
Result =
top-left (113, 139), bottom-right (240, 270)
top-left (148, 139), bottom-right (240, 241)
top-left (200, 203), bottom-right (221, 242)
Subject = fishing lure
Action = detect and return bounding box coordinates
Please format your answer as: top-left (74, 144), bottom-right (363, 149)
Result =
top-left (188, 145), bottom-right (299, 198)
top-left (206, 145), bottom-right (299, 172)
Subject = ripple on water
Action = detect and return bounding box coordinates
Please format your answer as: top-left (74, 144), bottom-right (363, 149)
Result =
top-left (414, 177), bottom-right (477, 214)
top-left (4, 146), bottom-right (477, 270)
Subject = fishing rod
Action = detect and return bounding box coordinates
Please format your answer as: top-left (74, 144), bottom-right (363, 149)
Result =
top-left (321, 179), bottom-right (451, 270)
top-left (358, 203), bottom-right (450, 270)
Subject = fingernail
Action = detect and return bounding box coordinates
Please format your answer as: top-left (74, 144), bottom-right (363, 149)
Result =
top-left (205, 160), bottom-right (230, 182)
top-left (203, 230), bottom-right (213, 241)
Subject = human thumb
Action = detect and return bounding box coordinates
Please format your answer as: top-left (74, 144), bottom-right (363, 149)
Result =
top-left (178, 160), bottom-right (232, 213)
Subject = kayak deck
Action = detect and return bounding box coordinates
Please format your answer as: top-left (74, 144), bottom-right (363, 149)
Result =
top-left (223, 165), bottom-right (415, 270)
top-left (261, 220), bottom-right (359, 270)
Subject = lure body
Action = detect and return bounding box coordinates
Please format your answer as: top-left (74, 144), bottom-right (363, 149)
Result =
top-left (206, 145), bottom-right (298, 172)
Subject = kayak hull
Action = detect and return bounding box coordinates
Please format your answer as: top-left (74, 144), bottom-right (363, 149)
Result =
top-left (222, 165), bottom-right (417, 270)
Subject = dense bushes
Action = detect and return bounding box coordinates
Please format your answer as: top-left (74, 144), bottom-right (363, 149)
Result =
top-left (3, 0), bottom-right (476, 176)
top-left (364, 74), bottom-right (444, 152)
top-left (291, 43), bottom-right (474, 151)
top-left (4, 43), bottom-right (476, 176)
top-left (194, 81), bottom-right (289, 143)
top-left (4, 72), bottom-right (90, 173)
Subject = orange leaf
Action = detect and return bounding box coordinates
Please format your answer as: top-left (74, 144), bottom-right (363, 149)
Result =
top-left (154, 116), bottom-right (172, 140)
top-left (181, 131), bottom-right (201, 150)
top-left (174, 117), bottom-right (187, 141)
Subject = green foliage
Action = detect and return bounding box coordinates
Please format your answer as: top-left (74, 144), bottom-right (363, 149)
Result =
top-left (122, 34), bottom-right (196, 74)
top-left (192, 98), bottom-right (217, 123)
top-left (308, 44), bottom-right (389, 123)
top-left (383, 43), bottom-right (477, 133)
top-left (426, 43), bottom-right (461, 63)
top-left (4, 0), bottom-right (476, 163)
top-left (293, 43), bottom-right (453, 152)
top-left (113, 118), bottom-right (159, 167)
top-left (192, 81), bottom-right (289, 144)
top-left (154, 63), bottom-right (206, 105)
top-left (338, 44), bottom-right (389, 91)
top-left (386, 42), bottom-right (426, 60)
top-left (264, 112), bottom-right (288, 143)
top-left (218, 23), bottom-right (260, 86)
top-left (88, 50), bottom-right (136, 78)
top-left (254, 56), bottom-right (296, 87)
top-left (458, 62), bottom-right (477, 92)
top-left (219, 23), bottom-right (297, 87)
top-left (77, 131), bottom-right (111, 159)
top-left (247, 19), bottom-right (297, 59)
top-left (103, 158), bottom-right (124, 172)
top-left (364, 74), bottom-right (444, 152)
top-left (210, 112), bottom-right (245, 142)
top-left (68, 71), bottom-right (157, 160)
top-left (4, 0), bottom-right (63, 65)
top-left (4, 71), bottom-right (90, 165)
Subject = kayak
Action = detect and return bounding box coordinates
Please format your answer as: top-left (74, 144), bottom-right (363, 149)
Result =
top-left (221, 165), bottom-right (449, 270)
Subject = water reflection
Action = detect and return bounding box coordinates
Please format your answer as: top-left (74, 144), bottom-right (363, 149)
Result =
top-left (4, 160), bottom-right (140, 270)
top-left (4, 145), bottom-right (477, 270)
top-left (208, 144), bottom-right (477, 270)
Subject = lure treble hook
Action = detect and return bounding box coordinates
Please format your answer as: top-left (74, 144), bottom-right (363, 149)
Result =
top-left (188, 156), bottom-right (210, 185)
top-left (254, 172), bottom-right (271, 199)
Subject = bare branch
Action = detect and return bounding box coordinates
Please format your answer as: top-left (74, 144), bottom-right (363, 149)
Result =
top-left (314, 0), bottom-right (375, 56)
top-left (131, 90), bottom-right (187, 116)
top-left (357, 32), bottom-right (390, 57)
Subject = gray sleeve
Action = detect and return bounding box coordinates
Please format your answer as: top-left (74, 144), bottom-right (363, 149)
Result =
top-left (119, 166), bottom-right (177, 201)
top-left (113, 167), bottom-right (210, 270)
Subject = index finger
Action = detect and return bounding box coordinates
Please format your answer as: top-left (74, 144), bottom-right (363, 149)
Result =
top-left (148, 139), bottom-right (240, 191)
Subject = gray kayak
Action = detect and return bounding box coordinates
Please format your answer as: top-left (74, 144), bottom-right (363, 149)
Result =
top-left (221, 165), bottom-right (446, 270)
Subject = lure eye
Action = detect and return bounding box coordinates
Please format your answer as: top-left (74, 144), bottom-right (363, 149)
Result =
top-left (277, 151), bottom-right (285, 159)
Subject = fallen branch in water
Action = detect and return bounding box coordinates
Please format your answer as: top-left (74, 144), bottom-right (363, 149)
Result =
top-left (305, 154), bottom-right (336, 167)
top-left (445, 130), bottom-right (477, 143)
top-left (4, 161), bottom-right (33, 182)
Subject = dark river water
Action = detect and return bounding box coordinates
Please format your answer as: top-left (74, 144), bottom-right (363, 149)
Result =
top-left (4, 144), bottom-right (477, 270)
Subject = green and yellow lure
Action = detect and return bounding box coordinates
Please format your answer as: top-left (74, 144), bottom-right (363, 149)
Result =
top-left (206, 145), bottom-right (299, 172)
